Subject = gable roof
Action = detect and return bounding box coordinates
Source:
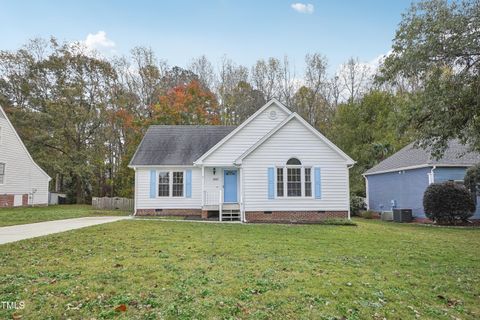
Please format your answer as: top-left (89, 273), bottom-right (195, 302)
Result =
top-left (129, 125), bottom-right (236, 166)
top-left (0, 105), bottom-right (51, 180)
top-left (193, 98), bottom-right (292, 164)
top-left (364, 140), bottom-right (480, 176)
top-left (234, 113), bottom-right (355, 165)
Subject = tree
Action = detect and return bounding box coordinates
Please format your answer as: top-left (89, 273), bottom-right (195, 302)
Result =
top-left (188, 55), bottom-right (216, 90)
top-left (423, 182), bottom-right (475, 224)
top-left (329, 90), bottom-right (412, 195)
top-left (378, 0), bottom-right (480, 156)
top-left (216, 56), bottom-right (249, 124)
top-left (251, 57), bottom-right (281, 101)
top-left (150, 80), bottom-right (220, 125)
top-left (339, 57), bottom-right (371, 103)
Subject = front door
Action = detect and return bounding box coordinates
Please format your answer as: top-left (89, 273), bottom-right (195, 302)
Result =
top-left (224, 170), bottom-right (238, 203)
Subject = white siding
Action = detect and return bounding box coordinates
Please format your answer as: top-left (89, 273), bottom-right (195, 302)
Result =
top-left (203, 103), bottom-right (288, 165)
top-left (0, 110), bottom-right (50, 205)
top-left (242, 118), bottom-right (350, 211)
top-left (136, 167), bottom-right (202, 209)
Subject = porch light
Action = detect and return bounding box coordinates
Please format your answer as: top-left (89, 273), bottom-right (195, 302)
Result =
top-left (213, 168), bottom-right (216, 175)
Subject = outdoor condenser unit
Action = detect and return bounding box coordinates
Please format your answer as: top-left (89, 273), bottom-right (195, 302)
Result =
top-left (393, 209), bottom-right (413, 222)
top-left (381, 211), bottom-right (393, 221)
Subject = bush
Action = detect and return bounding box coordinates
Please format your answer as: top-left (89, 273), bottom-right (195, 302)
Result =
top-left (464, 163), bottom-right (480, 202)
top-left (360, 210), bottom-right (375, 219)
top-left (350, 195), bottom-right (366, 216)
top-left (423, 182), bottom-right (475, 224)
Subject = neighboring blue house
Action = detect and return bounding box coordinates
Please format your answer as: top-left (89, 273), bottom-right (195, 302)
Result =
top-left (364, 140), bottom-right (480, 220)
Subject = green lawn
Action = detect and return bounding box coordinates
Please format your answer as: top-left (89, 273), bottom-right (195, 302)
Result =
top-left (0, 219), bottom-right (479, 319)
top-left (0, 205), bottom-right (130, 227)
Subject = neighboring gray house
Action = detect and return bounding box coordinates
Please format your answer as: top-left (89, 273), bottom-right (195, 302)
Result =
top-left (364, 140), bottom-right (480, 220)
top-left (129, 99), bottom-right (355, 223)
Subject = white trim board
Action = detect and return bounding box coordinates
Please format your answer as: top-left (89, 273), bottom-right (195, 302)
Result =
top-left (363, 163), bottom-right (473, 176)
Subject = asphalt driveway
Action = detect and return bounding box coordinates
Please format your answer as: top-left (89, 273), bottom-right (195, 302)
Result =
top-left (0, 216), bottom-right (130, 244)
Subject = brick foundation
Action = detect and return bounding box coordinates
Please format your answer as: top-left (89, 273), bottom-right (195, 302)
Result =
top-left (135, 208), bottom-right (202, 217)
top-left (0, 194), bottom-right (14, 207)
top-left (245, 211), bottom-right (348, 223)
top-left (22, 194), bottom-right (29, 206)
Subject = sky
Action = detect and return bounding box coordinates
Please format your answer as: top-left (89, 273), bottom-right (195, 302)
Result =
top-left (0, 0), bottom-right (413, 74)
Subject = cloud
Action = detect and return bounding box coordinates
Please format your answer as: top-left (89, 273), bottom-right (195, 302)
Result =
top-left (291, 3), bottom-right (314, 14)
top-left (82, 31), bottom-right (115, 51)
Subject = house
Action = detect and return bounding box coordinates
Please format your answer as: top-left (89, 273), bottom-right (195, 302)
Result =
top-left (0, 105), bottom-right (51, 207)
top-left (129, 99), bottom-right (355, 223)
top-left (364, 140), bottom-right (480, 220)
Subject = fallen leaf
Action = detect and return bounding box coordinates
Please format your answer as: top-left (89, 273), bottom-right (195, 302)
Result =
top-left (115, 304), bottom-right (127, 312)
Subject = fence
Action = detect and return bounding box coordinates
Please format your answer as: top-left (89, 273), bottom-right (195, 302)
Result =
top-left (92, 197), bottom-right (134, 212)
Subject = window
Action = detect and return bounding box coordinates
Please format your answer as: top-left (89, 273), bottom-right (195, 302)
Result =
top-left (172, 172), bottom-right (184, 197)
top-left (286, 158), bottom-right (301, 165)
top-left (287, 167), bottom-right (302, 197)
top-left (276, 168), bottom-right (284, 197)
top-left (0, 163), bottom-right (4, 184)
top-left (158, 172), bottom-right (169, 197)
top-left (304, 168), bottom-right (312, 197)
top-left (276, 159), bottom-right (313, 198)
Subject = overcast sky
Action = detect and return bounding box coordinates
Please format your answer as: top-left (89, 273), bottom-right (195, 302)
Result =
top-left (0, 0), bottom-right (412, 74)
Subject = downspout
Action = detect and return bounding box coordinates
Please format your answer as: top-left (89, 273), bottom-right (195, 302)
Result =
top-left (133, 167), bottom-right (137, 216)
top-left (429, 165), bottom-right (437, 184)
top-left (363, 174), bottom-right (369, 210)
top-left (347, 164), bottom-right (355, 220)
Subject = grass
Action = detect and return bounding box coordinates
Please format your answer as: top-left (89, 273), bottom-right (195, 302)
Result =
top-left (0, 219), bottom-right (479, 319)
top-left (0, 205), bottom-right (130, 227)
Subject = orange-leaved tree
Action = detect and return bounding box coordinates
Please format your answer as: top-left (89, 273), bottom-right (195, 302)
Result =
top-left (150, 80), bottom-right (220, 125)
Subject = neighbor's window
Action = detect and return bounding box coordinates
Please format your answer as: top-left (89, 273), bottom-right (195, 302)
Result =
top-left (158, 172), bottom-right (170, 197)
top-left (287, 167), bottom-right (302, 197)
top-left (304, 168), bottom-right (312, 197)
top-left (172, 172), bottom-right (184, 197)
top-left (276, 168), bottom-right (284, 197)
top-left (0, 163), bottom-right (4, 184)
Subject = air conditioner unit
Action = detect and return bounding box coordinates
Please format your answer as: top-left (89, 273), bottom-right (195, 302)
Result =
top-left (393, 209), bottom-right (413, 222)
top-left (381, 211), bottom-right (393, 221)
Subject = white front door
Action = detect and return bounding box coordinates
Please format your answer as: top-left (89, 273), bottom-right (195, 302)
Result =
top-left (13, 195), bottom-right (23, 207)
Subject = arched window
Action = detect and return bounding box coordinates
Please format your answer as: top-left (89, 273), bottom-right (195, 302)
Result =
top-left (286, 158), bottom-right (301, 165)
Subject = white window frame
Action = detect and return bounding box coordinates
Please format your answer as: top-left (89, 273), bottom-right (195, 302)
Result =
top-left (275, 163), bottom-right (313, 199)
top-left (0, 162), bottom-right (5, 185)
top-left (157, 170), bottom-right (185, 198)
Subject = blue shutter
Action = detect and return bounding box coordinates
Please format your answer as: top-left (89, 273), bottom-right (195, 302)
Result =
top-left (268, 167), bottom-right (274, 199)
top-left (314, 167), bottom-right (321, 199)
top-left (185, 169), bottom-right (192, 198)
top-left (150, 170), bottom-right (156, 198)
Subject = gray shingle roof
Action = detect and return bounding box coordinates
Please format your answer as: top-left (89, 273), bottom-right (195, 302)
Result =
top-left (364, 140), bottom-right (480, 175)
top-left (129, 125), bottom-right (236, 166)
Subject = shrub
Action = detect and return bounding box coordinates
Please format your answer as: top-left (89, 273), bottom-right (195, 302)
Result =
top-left (360, 210), bottom-right (375, 219)
top-left (350, 195), bottom-right (366, 216)
top-left (464, 163), bottom-right (480, 203)
top-left (423, 182), bottom-right (475, 224)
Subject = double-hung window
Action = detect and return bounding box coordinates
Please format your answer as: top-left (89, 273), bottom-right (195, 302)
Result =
top-left (158, 171), bottom-right (184, 197)
top-left (158, 172), bottom-right (170, 197)
top-left (276, 158), bottom-right (312, 198)
top-left (0, 163), bottom-right (5, 184)
top-left (173, 172), bottom-right (184, 197)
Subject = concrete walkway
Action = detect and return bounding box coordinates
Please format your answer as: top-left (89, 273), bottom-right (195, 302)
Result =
top-left (0, 216), bottom-right (130, 245)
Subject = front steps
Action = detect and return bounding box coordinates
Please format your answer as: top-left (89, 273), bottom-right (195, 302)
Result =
top-left (220, 209), bottom-right (241, 222)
